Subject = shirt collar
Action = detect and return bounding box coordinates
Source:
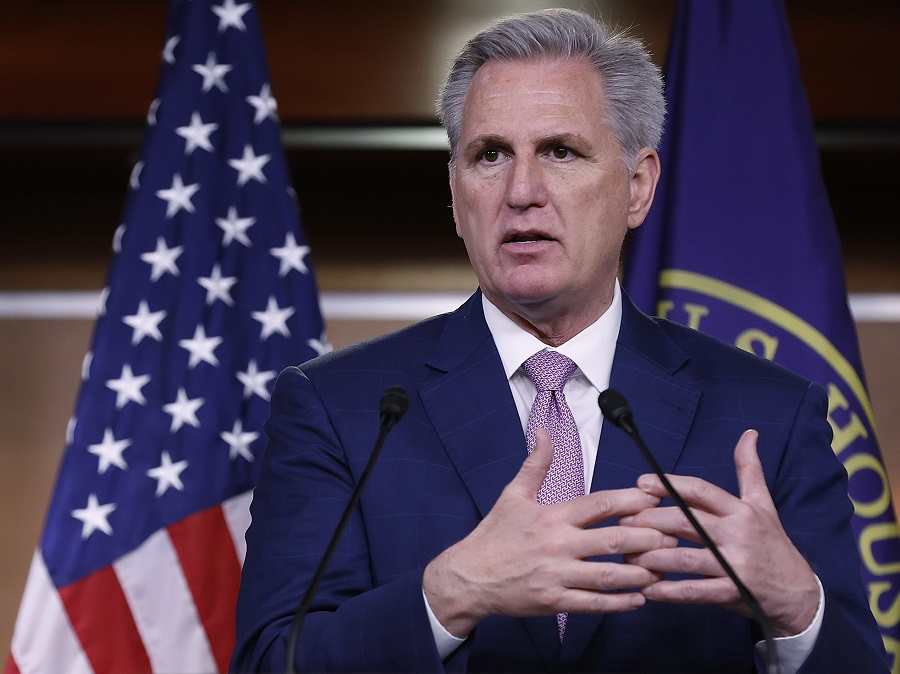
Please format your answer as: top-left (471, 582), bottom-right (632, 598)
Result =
top-left (482, 281), bottom-right (622, 389)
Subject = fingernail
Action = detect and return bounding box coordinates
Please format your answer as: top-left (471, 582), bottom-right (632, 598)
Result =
top-left (663, 535), bottom-right (678, 547)
top-left (620, 515), bottom-right (634, 525)
top-left (637, 475), bottom-right (654, 491)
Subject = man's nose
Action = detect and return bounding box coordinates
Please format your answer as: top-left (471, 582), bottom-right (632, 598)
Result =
top-left (506, 155), bottom-right (548, 210)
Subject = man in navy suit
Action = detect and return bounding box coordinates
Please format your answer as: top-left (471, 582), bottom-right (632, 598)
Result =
top-left (232, 9), bottom-right (887, 673)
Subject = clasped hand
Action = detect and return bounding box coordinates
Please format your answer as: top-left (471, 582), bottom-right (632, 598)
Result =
top-left (422, 428), bottom-right (674, 638)
top-left (423, 428), bottom-right (819, 640)
top-left (621, 429), bottom-right (819, 638)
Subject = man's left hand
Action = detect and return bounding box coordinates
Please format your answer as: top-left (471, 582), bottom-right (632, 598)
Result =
top-left (621, 429), bottom-right (820, 637)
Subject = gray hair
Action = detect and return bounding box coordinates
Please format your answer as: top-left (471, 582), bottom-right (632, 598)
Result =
top-left (437, 8), bottom-right (665, 172)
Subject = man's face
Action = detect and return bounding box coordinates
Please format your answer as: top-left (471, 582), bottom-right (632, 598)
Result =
top-left (450, 57), bottom-right (658, 336)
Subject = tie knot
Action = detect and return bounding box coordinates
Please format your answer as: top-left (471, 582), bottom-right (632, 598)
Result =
top-left (522, 349), bottom-right (577, 392)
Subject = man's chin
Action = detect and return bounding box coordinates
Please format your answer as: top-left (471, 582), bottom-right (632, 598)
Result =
top-left (484, 283), bottom-right (566, 318)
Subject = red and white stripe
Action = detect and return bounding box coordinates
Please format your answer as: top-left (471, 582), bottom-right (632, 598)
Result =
top-left (7, 491), bottom-right (252, 674)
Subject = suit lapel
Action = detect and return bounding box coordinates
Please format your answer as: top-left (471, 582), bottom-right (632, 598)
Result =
top-left (419, 293), bottom-right (703, 669)
top-left (560, 295), bottom-right (701, 670)
top-left (419, 293), bottom-right (559, 669)
top-left (419, 292), bottom-right (525, 519)
top-left (593, 295), bottom-right (701, 490)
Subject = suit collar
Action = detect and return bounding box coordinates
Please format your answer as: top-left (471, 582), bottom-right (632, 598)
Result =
top-left (605, 295), bottom-right (700, 481)
top-left (562, 295), bottom-right (701, 669)
top-left (420, 292), bottom-right (703, 668)
top-left (419, 291), bottom-right (526, 519)
top-left (419, 292), bottom-right (561, 668)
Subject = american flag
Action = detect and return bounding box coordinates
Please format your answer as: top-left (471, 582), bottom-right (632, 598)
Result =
top-left (6, 1), bottom-right (327, 672)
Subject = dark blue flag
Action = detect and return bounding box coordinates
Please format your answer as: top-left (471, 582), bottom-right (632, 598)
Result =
top-left (7, 1), bottom-right (327, 672)
top-left (625, 0), bottom-right (900, 664)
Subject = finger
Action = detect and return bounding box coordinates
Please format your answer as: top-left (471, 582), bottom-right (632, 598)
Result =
top-left (626, 546), bottom-right (725, 578)
top-left (508, 427), bottom-right (554, 499)
top-left (565, 488), bottom-right (661, 528)
top-left (621, 505), bottom-right (715, 543)
top-left (565, 560), bottom-right (665, 593)
top-left (570, 525), bottom-right (677, 559)
top-left (641, 576), bottom-right (739, 606)
top-left (637, 472), bottom-right (738, 518)
top-left (557, 588), bottom-right (647, 614)
top-left (734, 429), bottom-right (775, 510)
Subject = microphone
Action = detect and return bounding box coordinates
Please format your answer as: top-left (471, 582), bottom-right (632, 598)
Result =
top-left (379, 385), bottom-right (409, 428)
top-left (284, 385), bottom-right (409, 674)
top-left (598, 388), bottom-right (780, 674)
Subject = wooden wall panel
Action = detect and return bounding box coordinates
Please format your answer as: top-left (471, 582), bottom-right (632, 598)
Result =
top-left (1, 1), bottom-right (897, 122)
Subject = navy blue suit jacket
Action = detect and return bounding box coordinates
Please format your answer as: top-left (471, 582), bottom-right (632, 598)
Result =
top-left (232, 292), bottom-right (887, 673)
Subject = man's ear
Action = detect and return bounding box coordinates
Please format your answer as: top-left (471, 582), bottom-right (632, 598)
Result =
top-left (449, 169), bottom-right (462, 238)
top-left (627, 147), bottom-right (661, 231)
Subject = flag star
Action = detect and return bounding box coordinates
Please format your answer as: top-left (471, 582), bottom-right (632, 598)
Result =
top-left (308, 331), bottom-right (333, 356)
top-left (98, 287), bottom-right (109, 316)
top-left (66, 416), bottom-right (77, 445)
top-left (216, 206), bottom-right (256, 247)
top-left (71, 494), bottom-right (117, 540)
top-left (141, 236), bottom-right (184, 281)
top-left (147, 451), bottom-right (189, 496)
top-left (81, 351), bottom-right (93, 380)
top-left (212, 0), bottom-right (251, 32)
top-left (221, 419), bottom-right (259, 461)
top-left (129, 161), bottom-right (144, 190)
top-left (106, 364), bottom-right (151, 409)
top-left (198, 264), bottom-right (237, 306)
top-left (192, 52), bottom-right (232, 93)
top-left (147, 98), bottom-right (160, 125)
top-left (88, 429), bottom-right (132, 474)
top-left (162, 35), bottom-right (181, 64)
top-left (246, 83), bottom-right (278, 124)
top-left (113, 223), bottom-right (126, 253)
top-left (163, 387), bottom-right (204, 432)
top-left (269, 232), bottom-right (311, 276)
top-left (122, 300), bottom-right (167, 344)
top-left (156, 173), bottom-right (200, 217)
top-left (228, 144), bottom-right (270, 186)
top-left (252, 296), bottom-right (295, 340)
top-left (175, 112), bottom-right (218, 155)
top-left (178, 324), bottom-right (224, 369)
top-left (236, 360), bottom-right (277, 400)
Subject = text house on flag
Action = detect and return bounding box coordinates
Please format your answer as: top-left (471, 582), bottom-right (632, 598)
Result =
top-left (624, 0), bottom-right (900, 668)
top-left (6, 1), bottom-right (328, 672)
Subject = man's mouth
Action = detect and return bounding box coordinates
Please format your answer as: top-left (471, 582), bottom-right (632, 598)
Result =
top-left (505, 232), bottom-right (553, 244)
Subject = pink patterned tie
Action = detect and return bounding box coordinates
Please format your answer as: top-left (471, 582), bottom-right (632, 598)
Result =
top-left (522, 349), bottom-right (585, 640)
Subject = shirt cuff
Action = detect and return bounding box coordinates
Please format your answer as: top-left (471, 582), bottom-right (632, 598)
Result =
top-left (423, 589), bottom-right (468, 660)
top-left (755, 575), bottom-right (825, 674)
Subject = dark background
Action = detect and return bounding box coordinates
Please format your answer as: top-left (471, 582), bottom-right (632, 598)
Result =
top-left (1, 0), bottom-right (898, 292)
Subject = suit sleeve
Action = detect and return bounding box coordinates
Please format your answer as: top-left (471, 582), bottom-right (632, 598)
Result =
top-left (770, 382), bottom-right (889, 673)
top-left (230, 366), bottom-right (450, 673)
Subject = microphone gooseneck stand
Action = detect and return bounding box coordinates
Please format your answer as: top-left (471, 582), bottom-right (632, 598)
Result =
top-left (598, 388), bottom-right (781, 674)
top-left (283, 386), bottom-right (409, 674)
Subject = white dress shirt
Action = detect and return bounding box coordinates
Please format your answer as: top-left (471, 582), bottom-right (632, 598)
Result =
top-left (424, 282), bottom-right (821, 671)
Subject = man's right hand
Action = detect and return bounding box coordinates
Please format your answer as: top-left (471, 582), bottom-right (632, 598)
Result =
top-left (421, 428), bottom-right (676, 638)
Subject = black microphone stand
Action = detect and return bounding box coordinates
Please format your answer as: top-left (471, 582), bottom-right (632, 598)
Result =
top-left (599, 388), bottom-right (781, 674)
top-left (284, 386), bottom-right (409, 674)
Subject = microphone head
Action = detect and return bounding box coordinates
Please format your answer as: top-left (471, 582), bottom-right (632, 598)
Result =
top-left (597, 388), bottom-right (633, 429)
top-left (379, 385), bottom-right (409, 425)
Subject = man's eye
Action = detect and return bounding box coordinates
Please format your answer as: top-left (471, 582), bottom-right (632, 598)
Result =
top-left (479, 149), bottom-right (502, 163)
top-left (551, 147), bottom-right (572, 160)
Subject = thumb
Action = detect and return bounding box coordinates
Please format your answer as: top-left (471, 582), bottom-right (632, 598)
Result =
top-left (734, 429), bottom-right (774, 509)
top-left (512, 428), bottom-right (554, 498)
